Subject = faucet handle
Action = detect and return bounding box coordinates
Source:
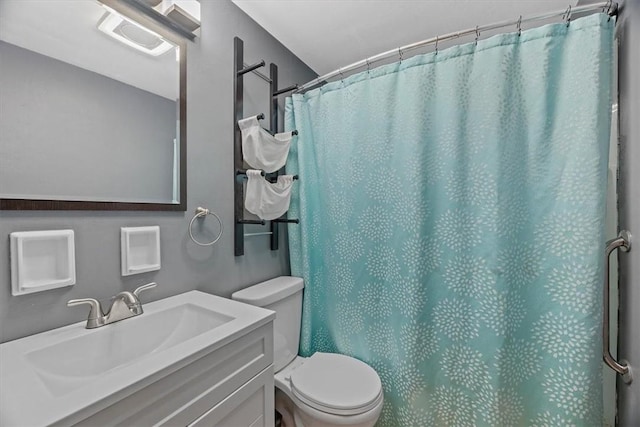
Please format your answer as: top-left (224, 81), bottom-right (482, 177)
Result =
top-left (133, 282), bottom-right (157, 300)
top-left (67, 298), bottom-right (104, 320)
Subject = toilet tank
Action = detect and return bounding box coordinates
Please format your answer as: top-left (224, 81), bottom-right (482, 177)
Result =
top-left (231, 276), bottom-right (304, 372)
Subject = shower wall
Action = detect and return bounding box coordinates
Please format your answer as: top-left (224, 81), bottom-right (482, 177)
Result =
top-left (616, 0), bottom-right (640, 424)
top-left (604, 104), bottom-right (619, 427)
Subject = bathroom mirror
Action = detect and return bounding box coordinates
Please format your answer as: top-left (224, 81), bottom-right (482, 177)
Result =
top-left (0, 0), bottom-right (187, 210)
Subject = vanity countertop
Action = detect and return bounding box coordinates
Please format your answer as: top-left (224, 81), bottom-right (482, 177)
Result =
top-left (0, 290), bottom-right (274, 427)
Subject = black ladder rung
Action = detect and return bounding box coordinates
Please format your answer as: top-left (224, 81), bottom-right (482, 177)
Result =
top-left (272, 218), bottom-right (299, 224)
top-left (273, 84), bottom-right (299, 97)
top-left (237, 219), bottom-right (265, 225)
top-left (237, 60), bottom-right (265, 75)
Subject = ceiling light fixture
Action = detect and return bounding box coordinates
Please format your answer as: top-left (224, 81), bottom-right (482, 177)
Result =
top-left (97, 7), bottom-right (174, 57)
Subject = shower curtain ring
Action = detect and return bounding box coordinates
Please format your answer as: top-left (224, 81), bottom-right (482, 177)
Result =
top-left (398, 47), bottom-right (403, 63)
top-left (475, 26), bottom-right (480, 45)
top-left (339, 68), bottom-right (345, 85)
top-left (563, 5), bottom-right (572, 26)
top-left (435, 36), bottom-right (439, 54)
top-left (517, 15), bottom-right (522, 36)
top-left (366, 58), bottom-right (371, 74)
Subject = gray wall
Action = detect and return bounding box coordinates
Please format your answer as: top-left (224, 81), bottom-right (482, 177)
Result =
top-left (0, 41), bottom-right (176, 203)
top-left (617, 0), bottom-right (640, 423)
top-left (0, 0), bottom-right (316, 343)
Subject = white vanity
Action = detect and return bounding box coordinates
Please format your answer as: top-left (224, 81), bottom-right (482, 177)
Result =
top-left (0, 291), bottom-right (275, 427)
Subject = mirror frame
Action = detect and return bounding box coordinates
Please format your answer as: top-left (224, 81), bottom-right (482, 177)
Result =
top-left (0, 0), bottom-right (187, 211)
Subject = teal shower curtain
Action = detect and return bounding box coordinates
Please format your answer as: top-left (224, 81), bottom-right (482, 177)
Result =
top-left (285, 14), bottom-right (614, 426)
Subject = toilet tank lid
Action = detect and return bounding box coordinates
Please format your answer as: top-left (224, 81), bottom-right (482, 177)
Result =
top-left (231, 276), bottom-right (304, 307)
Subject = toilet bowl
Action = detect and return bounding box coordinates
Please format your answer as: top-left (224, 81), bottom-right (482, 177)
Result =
top-left (275, 354), bottom-right (383, 427)
top-left (232, 276), bottom-right (383, 427)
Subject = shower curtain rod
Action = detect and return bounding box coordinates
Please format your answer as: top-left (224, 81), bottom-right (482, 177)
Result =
top-left (295, 1), bottom-right (617, 93)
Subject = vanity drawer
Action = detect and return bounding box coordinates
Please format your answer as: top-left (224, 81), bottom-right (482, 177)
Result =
top-left (74, 322), bottom-right (273, 427)
top-left (189, 365), bottom-right (274, 427)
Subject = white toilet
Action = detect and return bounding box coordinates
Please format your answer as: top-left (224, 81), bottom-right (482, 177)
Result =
top-left (232, 276), bottom-right (383, 427)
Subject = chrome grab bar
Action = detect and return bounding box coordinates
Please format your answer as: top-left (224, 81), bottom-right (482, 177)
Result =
top-left (604, 230), bottom-right (633, 383)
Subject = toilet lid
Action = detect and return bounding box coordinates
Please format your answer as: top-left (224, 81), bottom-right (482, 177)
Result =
top-left (290, 352), bottom-right (383, 416)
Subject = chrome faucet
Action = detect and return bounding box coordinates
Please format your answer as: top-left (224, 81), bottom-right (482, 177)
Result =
top-left (67, 282), bottom-right (157, 329)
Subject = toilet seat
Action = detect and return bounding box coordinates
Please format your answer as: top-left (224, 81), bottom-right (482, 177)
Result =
top-left (289, 352), bottom-right (383, 416)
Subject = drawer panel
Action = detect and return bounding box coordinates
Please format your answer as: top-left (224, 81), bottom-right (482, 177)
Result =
top-left (74, 322), bottom-right (273, 427)
top-left (189, 366), bottom-right (274, 427)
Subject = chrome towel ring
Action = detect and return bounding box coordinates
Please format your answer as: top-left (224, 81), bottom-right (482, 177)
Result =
top-left (188, 207), bottom-right (223, 246)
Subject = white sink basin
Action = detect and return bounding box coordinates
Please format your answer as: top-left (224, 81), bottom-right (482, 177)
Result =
top-left (0, 290), bottom-right (274, 426)
top-left (26, 303), bottom-right (234, 395)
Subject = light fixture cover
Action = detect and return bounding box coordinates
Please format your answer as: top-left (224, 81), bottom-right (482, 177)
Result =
top-left (164, 4), bottom-right (200, 32)
top-left (97, 9), bottom-right (174, 56)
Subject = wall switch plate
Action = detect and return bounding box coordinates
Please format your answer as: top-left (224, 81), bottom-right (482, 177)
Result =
top-left (10, 230), bottom-right (76, 296)
top-left (121, 226), bottom-right (161, 276)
